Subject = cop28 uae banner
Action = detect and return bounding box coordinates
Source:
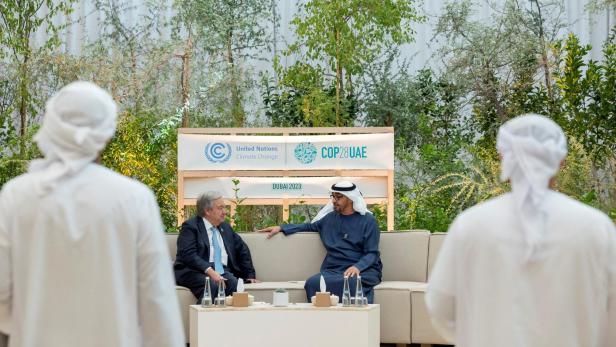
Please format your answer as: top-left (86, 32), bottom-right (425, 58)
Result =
top-left (178, 133), bottom-right (394, 170)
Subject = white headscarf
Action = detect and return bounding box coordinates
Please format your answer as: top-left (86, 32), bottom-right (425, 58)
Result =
top-left (496, 113), bottom-right (567, 261)
top-left (311, 181), bottom-right (371, 222)
top-left (29, 81), bottom-right (118, 196)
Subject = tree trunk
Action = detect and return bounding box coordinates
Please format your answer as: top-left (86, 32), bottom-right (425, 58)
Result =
top-left (17, 3), bottom-right (32, 142)
top-left (533, 0), bottom-right (553, 100)
top-left (130, 45), bottom-right (140, 112)
top-left (335, 28), bottom-right (343, 127)
top-left (485, 68), bottom-right (505, 123)
top-left (227, 30), bottom-right (245, 127)
top-left (180, 37), bottom-right (192, 128)
top-left (18, 55), bottom-right (29, 139)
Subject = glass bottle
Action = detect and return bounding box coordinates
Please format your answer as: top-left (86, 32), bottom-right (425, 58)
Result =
top-left (342, 275), bottom-right (351, 307)
top-left (216, 279), bottom-right (226, 307)
top-left (201, 276), bottom-right (213, 307)
top-left (354, 275), bottom-right (365, 307)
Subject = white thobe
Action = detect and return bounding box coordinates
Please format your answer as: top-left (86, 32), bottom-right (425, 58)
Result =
top-left (427, 191), bottom-right (616, 347)
top-left (0, 164), bottom-right (184, 347)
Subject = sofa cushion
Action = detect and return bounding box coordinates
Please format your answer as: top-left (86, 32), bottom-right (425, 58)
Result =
top-left (374, 281), bottom-right (427, 291)
top-left (240, 232), bottom-right (325, 282)
top-left (380, 231), bottom-right (430, 282)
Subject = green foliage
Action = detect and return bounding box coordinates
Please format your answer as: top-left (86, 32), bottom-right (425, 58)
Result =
top-left (229, 178), bottom-right (247, 229)
top-left (365, 65), bottom-right (468, 153)
top-left (93, 0), bottom-right (179, 113)
top-left (261, 76), bottom-right (306, 127)
top-left (174, 0), bottom-right (275, 126)
top-left (224, 178), bottom-right (289, 232)
top-left (554, 30), bottom-right (616, 162)
top-left (284, 203), bottom-right (321, 226)
top-left (586, 0), bottom-right (616, 12)
top-left (262, 76), bottom-right (358, 128)
top-left (2, 0), bottom-right (615, 234)
top-left (394, 0), bottom-right (616, 231)
top-left (434, 0), bottom-right (564, 145)
top-left (0, 0), bottom-right (75, 137)
top-left (0, 123), bottom-right (40, 187)
top-left (369, 204), bottom-right (387, 231)
top-left (554, 137), bottom-right (595, 201)
top-left (291, 0), bottom-right (422, 75)
top-left (285, 209), bottom-right (308, 225)
top-left (0, 0), bottom-right (74, 53)
top-left (174, 0), bottom-right (272, 59)
top-left (286, 0), bottom-right (423, 125)
top-left (262, 58), bottom-right (359, 127)
top-left (102, 110), bottom-right (180, 231)
top-left (395, 145), bottom-right (505, 232)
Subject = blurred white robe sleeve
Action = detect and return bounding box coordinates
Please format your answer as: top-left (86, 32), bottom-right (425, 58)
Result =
top-left (607, 221), bottom-right (616, 346)
top-left (0, 195), bottom-right (11, 335)
top-left (425, 217), bottom-right (462, 344)
top-left (136, 191), bottom-right (185, 346)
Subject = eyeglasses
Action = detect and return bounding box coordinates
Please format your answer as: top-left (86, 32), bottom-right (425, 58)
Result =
top-left (330, 194), bottom-right (345, 201)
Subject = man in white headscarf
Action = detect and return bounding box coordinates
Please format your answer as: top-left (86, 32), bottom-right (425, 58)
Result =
top-left (0, 81), bottom-right (184, 347)
top-left (426, 114), bottom-right (616, 347)
top-left (258, 181), bottom-right (382, 303)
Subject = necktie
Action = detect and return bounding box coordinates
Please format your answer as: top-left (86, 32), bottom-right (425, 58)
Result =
top-left (211, 226), bottom-right (225, 275)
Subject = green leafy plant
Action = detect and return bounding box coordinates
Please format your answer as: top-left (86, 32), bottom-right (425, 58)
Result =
top-left (228, 178), bottom-right (248, 231)
top-left (102, 110), bottom-right (179, 231)
top-left (369, 204), bottom-right (387, 231)
top-left (287, 0), bottom-right (423, 125)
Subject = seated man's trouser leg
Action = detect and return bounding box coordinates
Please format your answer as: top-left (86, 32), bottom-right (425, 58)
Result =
top-left (304, 269), bottom-right (378, 303)
top-left (176, 268), bottom-right (238, 303)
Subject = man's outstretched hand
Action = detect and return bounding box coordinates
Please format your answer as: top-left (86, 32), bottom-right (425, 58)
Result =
top-left (256, 226), bottom-right (282, 239)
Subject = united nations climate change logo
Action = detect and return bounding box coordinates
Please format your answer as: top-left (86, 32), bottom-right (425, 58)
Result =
top-left (294, 142), bottom-right (317, 164)
top-left (205, 142), bottom-right (232, 163)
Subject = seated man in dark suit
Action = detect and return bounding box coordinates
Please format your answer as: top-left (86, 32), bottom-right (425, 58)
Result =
top-left (174, 191), bottom-right (258, 302)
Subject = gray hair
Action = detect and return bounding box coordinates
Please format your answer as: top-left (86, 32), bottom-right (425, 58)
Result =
top-left (196, 191), bottom-right (223, 216)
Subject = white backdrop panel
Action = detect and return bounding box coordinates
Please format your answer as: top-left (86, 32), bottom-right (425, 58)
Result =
top-left (184, 176), bottom-right (387, 199)
top-left (178, 133), bottom-right (394, 170)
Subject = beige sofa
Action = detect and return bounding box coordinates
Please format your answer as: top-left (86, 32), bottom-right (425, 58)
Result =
top-left (166, 231), bottom-right (451, 346)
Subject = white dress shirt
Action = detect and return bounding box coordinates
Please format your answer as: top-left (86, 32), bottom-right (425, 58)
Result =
top-left (201, 218), bottom-right (229, 267)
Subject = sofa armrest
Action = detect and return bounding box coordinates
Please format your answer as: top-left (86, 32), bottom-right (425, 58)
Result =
top-left (176, 286), bottom-right (196, 344)
top-left (410, 285), bottom-right (454, 345)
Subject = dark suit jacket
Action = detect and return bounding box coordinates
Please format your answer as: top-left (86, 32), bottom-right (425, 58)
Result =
top-left (174, 216), bottom-right (256, 280)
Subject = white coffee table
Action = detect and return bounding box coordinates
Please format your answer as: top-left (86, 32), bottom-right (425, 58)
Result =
top-left (189, 303), bottom-right (380, 347)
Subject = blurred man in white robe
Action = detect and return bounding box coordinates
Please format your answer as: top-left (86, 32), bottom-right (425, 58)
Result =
top-left (426, 114), bottom-right (616, 347)
top-left (0, 82), bottom-right (184, 347)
